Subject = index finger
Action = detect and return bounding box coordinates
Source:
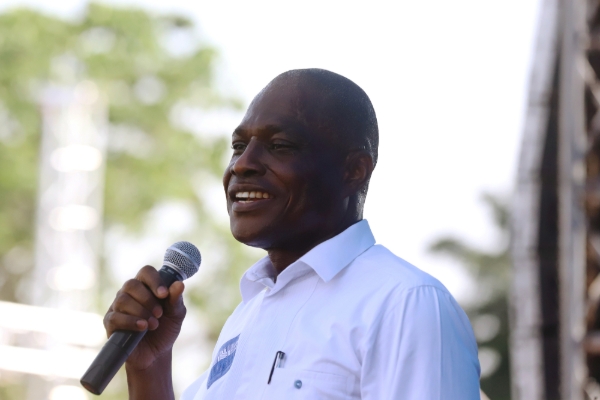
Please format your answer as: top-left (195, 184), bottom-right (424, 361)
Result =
top-left (135, 265), bottom-right (169, 299)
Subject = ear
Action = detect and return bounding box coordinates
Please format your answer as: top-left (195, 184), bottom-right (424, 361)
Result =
top-left (342, 150), bottom-right (374, 198)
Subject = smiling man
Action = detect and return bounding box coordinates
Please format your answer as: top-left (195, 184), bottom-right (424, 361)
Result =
top-left (104, 69), bottom-right (481, 399)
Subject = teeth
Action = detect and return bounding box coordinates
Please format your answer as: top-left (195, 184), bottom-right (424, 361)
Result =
top-left (235, 191), bottom-right (271, 200)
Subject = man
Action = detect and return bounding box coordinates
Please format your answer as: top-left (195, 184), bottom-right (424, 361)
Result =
top-left (104, 69), bottom-right (481, 399)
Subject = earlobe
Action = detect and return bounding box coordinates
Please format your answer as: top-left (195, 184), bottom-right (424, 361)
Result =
top-left (343, 151), bottom-right (374, 197)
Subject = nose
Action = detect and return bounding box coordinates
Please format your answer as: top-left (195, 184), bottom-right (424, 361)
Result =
top-left (230, 139), bottom-right (266, 177)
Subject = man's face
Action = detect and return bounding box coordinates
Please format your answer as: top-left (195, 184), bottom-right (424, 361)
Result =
top-left (223, 85), bottom-right (346, 250)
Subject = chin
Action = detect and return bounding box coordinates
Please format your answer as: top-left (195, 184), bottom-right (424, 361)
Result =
top-left (230, 223), bottom-right (274, 249)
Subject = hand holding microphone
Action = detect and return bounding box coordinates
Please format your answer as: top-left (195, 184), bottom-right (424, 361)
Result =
top-left (81, 242), bottom-right (201, 395)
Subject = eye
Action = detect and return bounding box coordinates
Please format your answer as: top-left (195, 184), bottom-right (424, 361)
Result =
top-left (269, 141), bottom-right (297, 153)
top-left (231, 142), bottom-right (246, 154)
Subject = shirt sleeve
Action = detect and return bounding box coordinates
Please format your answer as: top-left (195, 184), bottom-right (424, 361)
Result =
top-left (360, 285), bottom-right (481, 400)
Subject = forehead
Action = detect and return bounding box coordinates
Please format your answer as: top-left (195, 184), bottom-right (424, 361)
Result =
top-left (235, 83), bottom-right (323, 138)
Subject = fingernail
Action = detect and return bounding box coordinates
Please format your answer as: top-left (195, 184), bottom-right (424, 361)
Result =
top-left (136, 320), bottom-right (147, 329)
top-left (157, 286), bottom-right (168, 297)
top-left (153, 306), bottom-right (163, 318)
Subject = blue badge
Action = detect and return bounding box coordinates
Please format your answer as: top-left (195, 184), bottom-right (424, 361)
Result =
top-left (207, 335), bottom-right (240, 389)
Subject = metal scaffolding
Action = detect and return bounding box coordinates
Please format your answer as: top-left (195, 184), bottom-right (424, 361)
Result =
top-left (512, 0), bottom-right (600, 398)
top-left (33, 81), bottom-right (107, 310)
top-left (25, 81), bottom-right (107, 400)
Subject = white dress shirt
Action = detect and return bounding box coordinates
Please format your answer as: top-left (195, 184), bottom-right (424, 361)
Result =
top-left (181, 220), bottom-right (480, 400)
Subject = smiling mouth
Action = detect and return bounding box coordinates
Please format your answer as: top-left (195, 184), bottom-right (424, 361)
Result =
top-left (234, 191), bottom-right (273, 203)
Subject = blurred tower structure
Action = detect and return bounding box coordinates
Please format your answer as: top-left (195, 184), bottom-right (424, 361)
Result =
top-left (512, 0), bottom-right (600, 399)
top-left (33, 81), bottom-right (107, 310)
top-left (25, 82), bottom-right (107, 400)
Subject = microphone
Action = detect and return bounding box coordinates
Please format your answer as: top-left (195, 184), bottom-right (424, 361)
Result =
top-left (80, 241), bottom-right (201, 395)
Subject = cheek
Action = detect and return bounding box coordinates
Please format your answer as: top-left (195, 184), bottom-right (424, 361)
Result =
top-left (287, 170), bottom-right (341, 215)
top-left (222, 162), bottom-right (232, 187)
top-left (223, 163), bottom-right (235, 205)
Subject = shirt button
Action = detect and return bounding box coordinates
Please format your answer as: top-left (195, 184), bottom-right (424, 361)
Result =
top-left (294, 380), bottom-right (302, 389)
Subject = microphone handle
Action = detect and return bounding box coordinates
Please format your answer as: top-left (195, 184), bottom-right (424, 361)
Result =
top-left (80, 266), bottom-right (183, 395)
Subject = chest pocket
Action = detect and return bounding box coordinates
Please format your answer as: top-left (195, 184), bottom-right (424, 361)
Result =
top-left (264, 368), bottom-right (354, 400)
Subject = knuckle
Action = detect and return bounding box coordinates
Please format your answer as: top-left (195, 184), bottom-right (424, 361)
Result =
top-left (103, 312), bottom-right (111, 328)
top-left (138, 265), bottom-right (156, 277)
top-left (106, 312), bottom-right (118, 326)
top-left (122, 279), bottom-right (139, 292)
top-left (137, 290), bottom-right (154, 306)
top-left (113, 292), bottom-right (129, 310)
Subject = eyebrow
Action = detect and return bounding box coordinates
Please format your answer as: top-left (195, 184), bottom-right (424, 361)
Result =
top-left (232, 123), bottom-right (306, 142)
top-left (233, 124), bottom-right (280, 136)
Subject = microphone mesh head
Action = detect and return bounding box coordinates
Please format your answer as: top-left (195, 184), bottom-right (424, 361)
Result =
top-left (163, 241), bottom-right (201, 280)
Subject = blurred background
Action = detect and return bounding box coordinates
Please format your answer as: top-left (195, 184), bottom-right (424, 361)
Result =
top-left (0, 0), bottom-right (562, 399)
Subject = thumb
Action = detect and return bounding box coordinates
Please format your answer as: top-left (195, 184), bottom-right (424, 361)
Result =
top-left (167, 281), bottom-right (185, 307)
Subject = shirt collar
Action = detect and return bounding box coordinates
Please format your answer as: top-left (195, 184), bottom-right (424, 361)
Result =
top-left (240, 219), bottom-right (376, 303)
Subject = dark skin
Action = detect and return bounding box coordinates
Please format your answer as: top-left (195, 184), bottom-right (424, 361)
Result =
top-left (103, 80), bottom-right (374, 399)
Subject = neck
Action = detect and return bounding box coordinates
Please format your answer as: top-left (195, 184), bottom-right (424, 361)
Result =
top-left (267, 213), bottom-right (362, 275)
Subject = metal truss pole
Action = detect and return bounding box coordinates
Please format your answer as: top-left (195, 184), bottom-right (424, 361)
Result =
top-left (558, 0), bottom-right (588, 398)
top-left (28, 81), bottom-right (107, 400)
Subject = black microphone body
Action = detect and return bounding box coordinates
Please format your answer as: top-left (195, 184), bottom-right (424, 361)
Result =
top-left (81, 241), bottom-right (201, 395)
top-left (80, 266), bottom-right (183, 395)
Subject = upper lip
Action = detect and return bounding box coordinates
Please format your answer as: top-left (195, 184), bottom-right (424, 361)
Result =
top-left (227, 183), bottom-right (275, 201)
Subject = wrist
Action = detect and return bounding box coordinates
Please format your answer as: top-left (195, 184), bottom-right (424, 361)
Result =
top-left (126, 351), bottom-right (174, 400)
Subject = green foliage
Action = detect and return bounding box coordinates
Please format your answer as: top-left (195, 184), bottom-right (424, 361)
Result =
top-left (0, 381), bottom-right (26, 400)
top-left (0, 3), bottom-right (256, 398)
top-left (0, 1), bottom-right (244, 295)
top-left (428, 193), bottom-right (511, 400)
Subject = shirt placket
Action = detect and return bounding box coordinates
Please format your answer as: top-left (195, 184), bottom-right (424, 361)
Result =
top-left (233, 268), bottom-right (319, 400)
